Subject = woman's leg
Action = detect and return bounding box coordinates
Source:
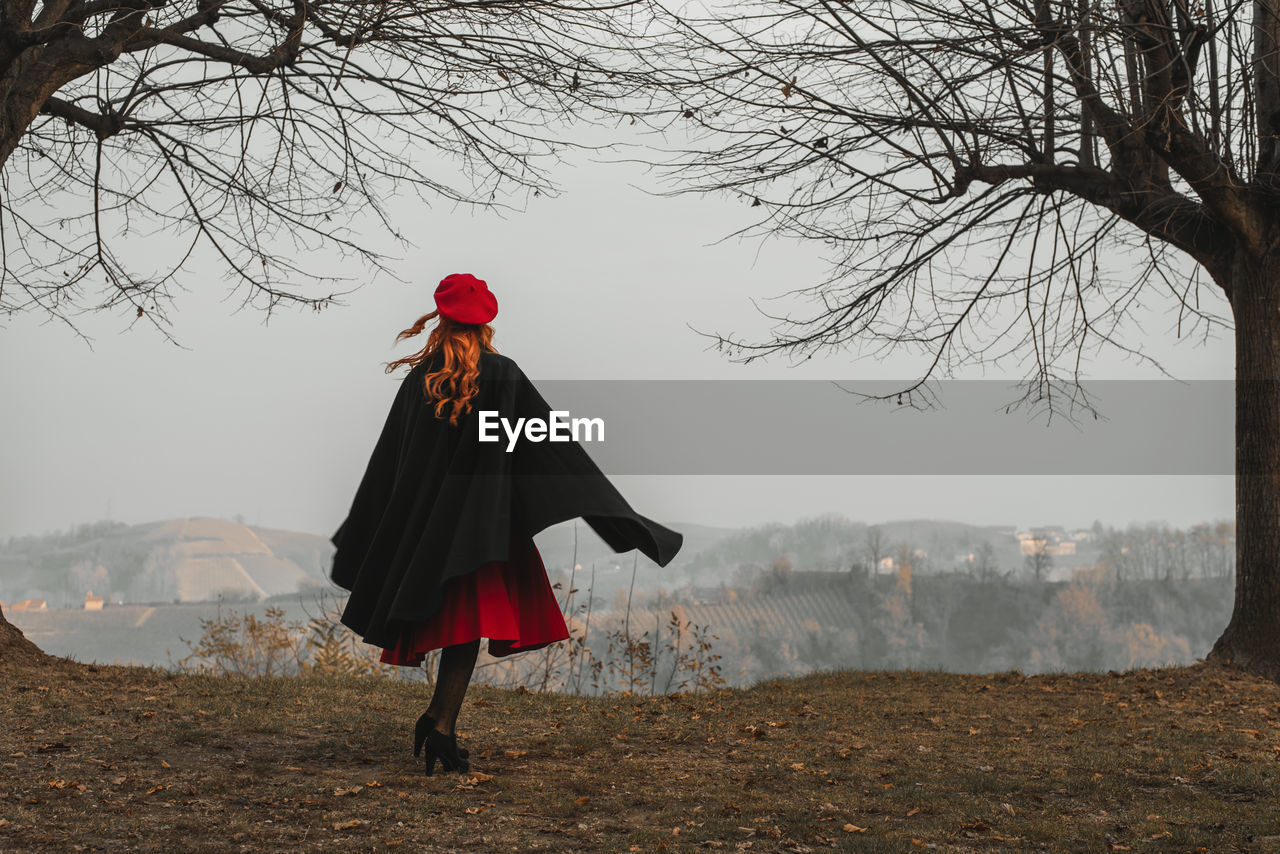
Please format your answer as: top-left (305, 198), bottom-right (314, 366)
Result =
top-left (425, 638), bottom-right (481, 736)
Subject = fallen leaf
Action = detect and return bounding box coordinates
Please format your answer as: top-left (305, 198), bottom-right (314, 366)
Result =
top-left (455, 771), bottom-right (494, 789)
top-left (503, 749), bottom-right (528, 759)
top-left (842, 824), bottom-right (867, 833)
top-left (1000, 802), bottom-right (1016, 817)
top-left (906, 807), bottom-right (920, 817)
top-left (160, 760), bottom-right (171, 769)
top-left (575, 796), bottom-right (590, 805)
top-left (332, 819), bottom-right (367, 831)
top-left (465, 806), bottom-right (484, 814)
top-left (334, 787), bottom-right (362, 797)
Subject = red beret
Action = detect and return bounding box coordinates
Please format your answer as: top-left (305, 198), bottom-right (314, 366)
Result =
top-left (434, 273), bottom-right (497, 325)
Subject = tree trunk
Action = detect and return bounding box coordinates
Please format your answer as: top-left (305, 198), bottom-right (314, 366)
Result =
top-left (1207, 250), bottom-right (1280, 682)
top-left (0, 603), bottom-right (47, 666)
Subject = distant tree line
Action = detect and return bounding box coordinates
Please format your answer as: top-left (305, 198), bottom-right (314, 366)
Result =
top-left (681, 517), bottom-right (1236, 587)
top-left (606, 517), bottom-right (1239, 685)
top-left (1096, 522), bottom-right (1235, 582)
top-left (620, 566), bottom-right (1231, 686)
top-left (2, 520), bottom-right (131, 553)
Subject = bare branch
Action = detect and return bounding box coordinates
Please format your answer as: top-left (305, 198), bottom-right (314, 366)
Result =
top-left (0, 0), bottom-right (671, 336)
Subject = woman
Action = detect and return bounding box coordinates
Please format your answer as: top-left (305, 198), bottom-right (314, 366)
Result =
top-left (330, 273), bottom-right (683, 776)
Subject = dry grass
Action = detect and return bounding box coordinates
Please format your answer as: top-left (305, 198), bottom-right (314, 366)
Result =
top-left (1, 655), bottom-right (1278, 852)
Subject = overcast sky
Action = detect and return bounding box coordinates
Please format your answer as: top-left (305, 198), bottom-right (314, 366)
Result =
top-left (0, 143), bottom-right (1236, 541)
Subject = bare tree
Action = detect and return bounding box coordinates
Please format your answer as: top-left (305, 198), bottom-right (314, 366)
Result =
top-left (864, 523), bottom-right (888, 576)
top-left (973, 540), bottom-right (1000, 585)
top-left (1099, 527), bottom-right (1130, 582)
top-left (1215, 520), bottom-right (1237, 579)
top-left (1, 0), bottom-right (654, 339)
top-left (1191, 522), bottom-right (1219, 578)
top-left (645, 0), bottom-right (1280, 680)
top-left (1025, 537), bottom-right (1053, 583)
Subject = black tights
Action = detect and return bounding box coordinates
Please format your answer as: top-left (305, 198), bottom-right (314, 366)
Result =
top-left (425, 638), bottom-right (480, 736)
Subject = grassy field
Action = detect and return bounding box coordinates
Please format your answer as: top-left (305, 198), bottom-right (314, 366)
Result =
top-left (0, 653), bottom-right (1278, 852)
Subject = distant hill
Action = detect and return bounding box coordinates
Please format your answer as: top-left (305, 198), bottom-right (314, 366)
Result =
top-left (0, 517), bottom-right (332, 607)
top-left (2, 513), bottom-right (1114, 610)
top-left (678, 514), bottom-right (1096, 581)
top-left (0, 516), bottom-right (739, 608)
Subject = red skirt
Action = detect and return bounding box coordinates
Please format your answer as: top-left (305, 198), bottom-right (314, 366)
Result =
top-left (379, 536), bottom-right (571, 665)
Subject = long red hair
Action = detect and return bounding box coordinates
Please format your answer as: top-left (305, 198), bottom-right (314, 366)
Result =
top-left (384, 311), bottom-right (497, 425)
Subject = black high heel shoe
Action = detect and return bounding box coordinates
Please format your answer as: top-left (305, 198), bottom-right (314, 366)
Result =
top-left (414, 711), bottom-right (469, 760)
top-left (422, 728), bottom-right (470, 776)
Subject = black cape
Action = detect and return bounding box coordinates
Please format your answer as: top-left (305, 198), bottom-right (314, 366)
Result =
top-left (330, 350), bottom-right (683, 649)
